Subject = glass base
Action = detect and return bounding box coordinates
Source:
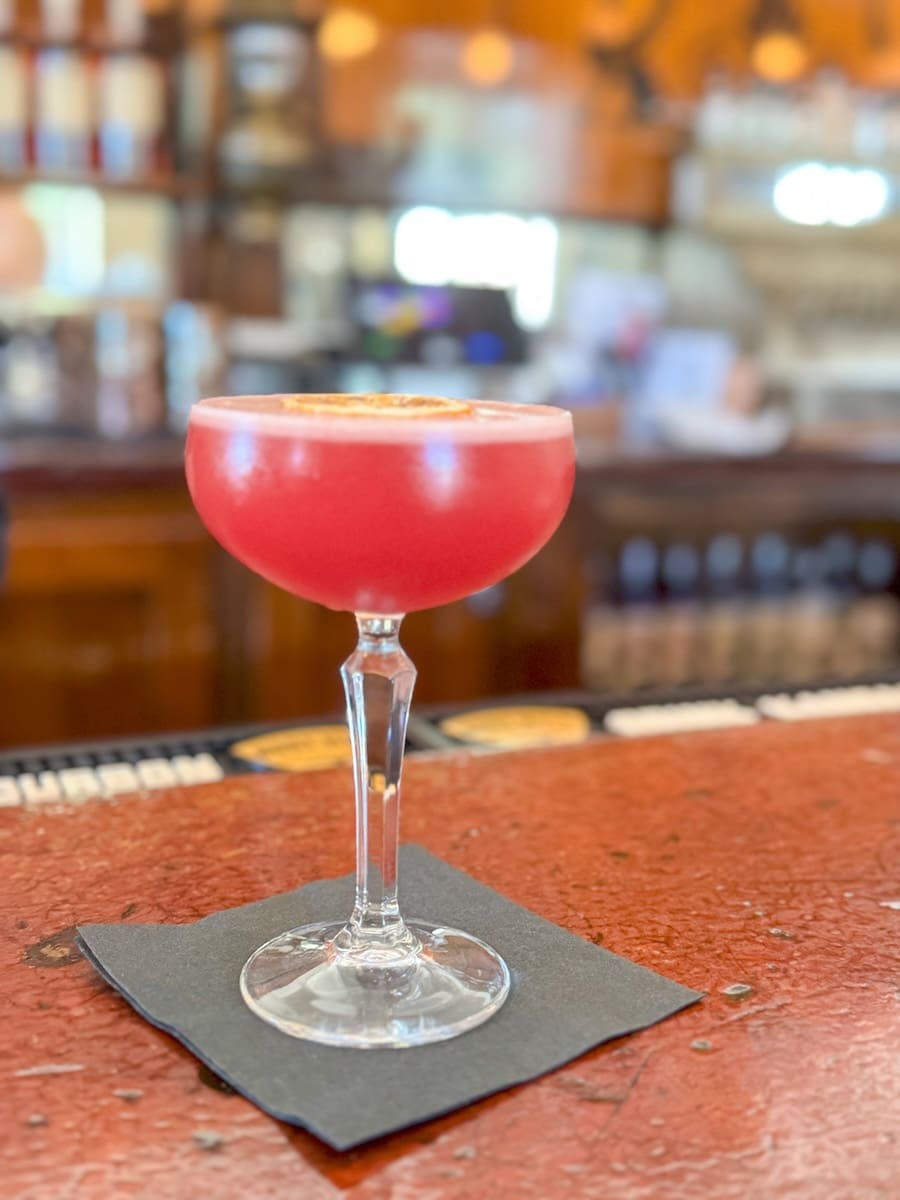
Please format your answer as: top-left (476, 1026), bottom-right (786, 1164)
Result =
top-left (240, 920), bottom-right (510, 1048)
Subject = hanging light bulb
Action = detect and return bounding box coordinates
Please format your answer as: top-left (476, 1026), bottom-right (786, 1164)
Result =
top-left (460, 26), bottom-right (515, 87)
top-left (752, 31), bottom-right (809, 82)
top-left (317, 6), bottom-right (380, 62)
top-left (750, 0), bottom-right (809, 83)
top-left (583, 0), bottom-right (647, 50)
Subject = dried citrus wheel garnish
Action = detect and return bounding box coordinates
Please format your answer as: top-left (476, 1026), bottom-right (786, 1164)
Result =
top-left (280, 394), bottom-right (473, 418)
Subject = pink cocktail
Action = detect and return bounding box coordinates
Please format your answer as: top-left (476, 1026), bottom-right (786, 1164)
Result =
top-left (186, 395), bottom-right (574, 614)
top-left (185, 394), bottom-right (575, 1048)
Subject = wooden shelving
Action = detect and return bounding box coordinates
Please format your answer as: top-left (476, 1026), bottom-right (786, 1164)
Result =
top-left (1, 32), bottom-right (180, 57)
top-left (0, 167), bottom-right (206, 197)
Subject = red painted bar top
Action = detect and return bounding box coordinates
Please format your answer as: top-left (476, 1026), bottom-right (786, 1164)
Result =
top-left (3, 716), bottom-right (900, 1199)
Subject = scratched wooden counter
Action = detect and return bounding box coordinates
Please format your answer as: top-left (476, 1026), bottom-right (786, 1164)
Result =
top-left (3, 716), bottom-right (900, 1199)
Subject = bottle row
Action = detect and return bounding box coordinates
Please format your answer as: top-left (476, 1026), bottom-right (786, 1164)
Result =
top-left (582, 593), bottom-right (900, 692)
top-left (0, 41), bottom-right (169, 178)
top-left (1, 0), bottom-right (162, 44)
top-left (696, 72), bottom-right (900, 163)
top-left (0, 303), bottom-right (223, 438)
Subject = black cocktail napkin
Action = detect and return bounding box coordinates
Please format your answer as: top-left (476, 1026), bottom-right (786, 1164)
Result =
top-left (78, 846), bottom-right (701, 1150)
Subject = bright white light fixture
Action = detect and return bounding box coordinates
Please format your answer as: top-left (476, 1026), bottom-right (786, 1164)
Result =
top-left (773, 162), bottom-right (890, 227)
top-left (22, 184), bottom-right (105, 295)
top-left (830, 167), bottom-right (890, 227)
top-left (394, 206), bottom-right (456, 285)
top-left (452, 213), bottom-right (528, 287)
top-left (512, 217), bottom-right (558, 331)
top-left (393, 207), bottom-right (558, 330)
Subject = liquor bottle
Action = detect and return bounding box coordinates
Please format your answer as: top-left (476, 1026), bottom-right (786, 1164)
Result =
top-left (97, 0), bottom-right (167, 177)
top-left (617, 536), bottom-right (660, 690)
top-left (745, 531), bottom-right (792, 684)
top-left (703, 532), bottom-right (745, 684)
top-left (40, 0), bottom-right (82, 38)
top-left (104, 0), bottom-right (143, 45)
top-left (98, 52), bottom-right (165, 176)
top-left (659, 541), bottom-right (701, 687)
top-left (34, 47), bottom-right (93, 171)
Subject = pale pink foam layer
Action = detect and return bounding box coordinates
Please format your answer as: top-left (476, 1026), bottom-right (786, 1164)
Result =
top-left (190, 395), bottom-right (573, 443)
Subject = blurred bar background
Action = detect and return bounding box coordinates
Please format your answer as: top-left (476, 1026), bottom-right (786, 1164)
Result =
top-left (2, 0), bottom-right (900, 746)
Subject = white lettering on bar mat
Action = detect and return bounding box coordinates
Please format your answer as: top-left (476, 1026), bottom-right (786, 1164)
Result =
top-left (604, 700), bottom-right (759, 737)
top-left (757, 684), bottom-right (900, 721)
top-left (2, 753), bottom-right (224, 808)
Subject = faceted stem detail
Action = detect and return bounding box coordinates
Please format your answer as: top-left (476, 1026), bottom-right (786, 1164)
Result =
top-left (239, 609), bottom-right (511, 1046)
top-left (338, 615), bottom-right (417, 958)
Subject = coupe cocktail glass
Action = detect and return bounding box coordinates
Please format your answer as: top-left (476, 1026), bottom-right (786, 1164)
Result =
top-left (186, 394), bottom-right (575, 1047)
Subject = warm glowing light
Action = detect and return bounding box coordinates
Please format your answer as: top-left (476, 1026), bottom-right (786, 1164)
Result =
top-left (751, 31), bottom-right (809, 83)
top-left (773, 162), bottom-right (890, 227)
top-left (583, 4), bottom-right (634, 47)
top-left (317, 7), bottom-right (380, 62)
top-left (460, 27), bottom-right (514, 88)
top-left (512, 217), bottom-right (558, 331)
top-left (21, 185), bottom-right (103, 294)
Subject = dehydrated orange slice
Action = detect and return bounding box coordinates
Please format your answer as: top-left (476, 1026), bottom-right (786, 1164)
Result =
top-left (280, 394), bottom-right (472, 418)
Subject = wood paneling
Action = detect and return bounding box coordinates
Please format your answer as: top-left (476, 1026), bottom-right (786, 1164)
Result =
top-left (0, 489), bottom-right (217, 746)
top-left (9, 449), bottom-right (900, 748)
top-left (0, 481), bottom-right (582, 746)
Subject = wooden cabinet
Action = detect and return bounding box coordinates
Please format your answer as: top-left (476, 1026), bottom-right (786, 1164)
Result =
top-left (0, 488), bottom-right (218, 746)
top-left (0, 477), bottom-right (582, 747)
top-left (7, 450), bottom-right (900, 749)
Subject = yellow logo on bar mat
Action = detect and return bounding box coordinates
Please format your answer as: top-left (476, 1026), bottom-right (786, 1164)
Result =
top-left (230, 726), bottom-right (352, 772)
top-left (439, 706), bottom-right (591, 750)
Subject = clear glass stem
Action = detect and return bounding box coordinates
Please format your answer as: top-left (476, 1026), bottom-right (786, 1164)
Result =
top-left (239, 609), bottom-right (510, 1045)
top-left (337, 614), bottom-right (417, 960)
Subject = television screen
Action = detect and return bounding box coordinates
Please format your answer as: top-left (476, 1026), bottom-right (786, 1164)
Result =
top-left (347, 279), bottom-right (528, 367)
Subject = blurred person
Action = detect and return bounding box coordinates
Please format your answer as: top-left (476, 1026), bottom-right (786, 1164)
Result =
top-left (626, 327), bottom-right (790, 455)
